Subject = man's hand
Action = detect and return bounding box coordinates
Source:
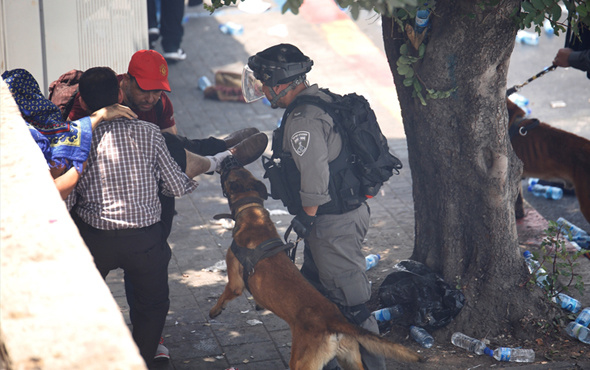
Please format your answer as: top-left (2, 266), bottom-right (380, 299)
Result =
top-left (290, 212), bottom-right (317, 239)
top-left (89, 104), bottom-right (137, 129)
top-left (553, 48), bottom-right (573, 68)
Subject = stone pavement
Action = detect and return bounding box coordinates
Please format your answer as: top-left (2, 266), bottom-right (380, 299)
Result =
top-left (105, 1), bottom-right (589, 369)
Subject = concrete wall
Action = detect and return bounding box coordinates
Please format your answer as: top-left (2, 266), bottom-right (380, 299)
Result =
top-left (0, 79), bottom-right (145, 369)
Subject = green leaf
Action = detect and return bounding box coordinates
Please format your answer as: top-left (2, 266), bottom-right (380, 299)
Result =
top-left (350, 3), bottom-right (360, 19)
top-left (403, 77), bottom-right (414, 86)
top-left (530, 0), bottom-right (545, 10)
top-left (551, 3), bottom-right (562, 22)
top-left (413, 78), bottom-right (422, 92)
top-left (397, 64), bottom-right (412, 75)
top-left (419, 43), bottom-right (425, 57)
top-left (521, 1), bottom-right (536, 13)
top-left (417, 91), bottom-right (426, 105)
top-left (398, 55), bottom-right (412, 65)
top-left (400, 43), bottom-right (408, 55)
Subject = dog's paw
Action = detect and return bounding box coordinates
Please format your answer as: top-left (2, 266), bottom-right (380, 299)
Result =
top-left (209, 307), bottom-right (223, 318)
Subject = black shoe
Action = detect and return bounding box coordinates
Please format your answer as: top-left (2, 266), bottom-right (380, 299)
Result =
top-left (223, 127), bottom-right (260, 149)
top-left (228, 132), bottom-right (268, 166)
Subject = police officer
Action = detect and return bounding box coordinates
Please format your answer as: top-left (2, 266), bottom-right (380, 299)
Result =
top-left (243, 43), bottom-right (385, 370)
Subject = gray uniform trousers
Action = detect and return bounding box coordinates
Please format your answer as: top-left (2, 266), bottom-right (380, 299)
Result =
top-left (300, 202), bottom-right (386, 370)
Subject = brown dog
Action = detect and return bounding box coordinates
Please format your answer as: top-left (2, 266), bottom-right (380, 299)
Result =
top-left (507, 99), bottom-right (590, 224)
top-left (209, 167), bottom-right (422, 370)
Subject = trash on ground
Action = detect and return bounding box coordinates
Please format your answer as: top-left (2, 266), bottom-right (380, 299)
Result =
top-left (377, 260), bottom-right (465, 331)
top-left (203, 260), bottom-right (227, 272)
top-left (268, 209), bottom-right (290, 216)
top-left (550, 100), bottom-right (566, 108)
top-left (210, 218), bottom-right (235, 229)
top-left (246, 319), bottom-right (263, 326)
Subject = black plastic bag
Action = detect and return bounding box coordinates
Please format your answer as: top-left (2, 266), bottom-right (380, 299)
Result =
top-left (377, 260), bottom-right (465, 331)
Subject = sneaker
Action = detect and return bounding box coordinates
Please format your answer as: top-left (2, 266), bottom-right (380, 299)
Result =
top-left (163, 48), bottom-right (187, 61)
top-left (223, 127), bottom-right (260, 148)
top-left (154, 337), bottom-right (170, 361)
top-left (228, 132), bottom-right (268, 166)
top-left (148, 28), bottom-right (160, 49)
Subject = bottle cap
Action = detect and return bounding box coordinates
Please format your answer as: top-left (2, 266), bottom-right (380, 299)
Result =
top-left (376, 254), bottom-right (381, 260)
top-left (523, 250), bottom-right (531, 258)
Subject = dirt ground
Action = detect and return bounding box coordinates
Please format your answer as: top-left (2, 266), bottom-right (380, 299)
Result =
top-left (363, 201), bottom-right (590, 369)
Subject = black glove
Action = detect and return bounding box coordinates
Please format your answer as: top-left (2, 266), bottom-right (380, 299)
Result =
top-left (290, 212), bottom-right (317, 239)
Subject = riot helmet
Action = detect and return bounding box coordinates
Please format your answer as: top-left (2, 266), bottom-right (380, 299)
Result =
top-left (242, 44), bottom-right (313, 106)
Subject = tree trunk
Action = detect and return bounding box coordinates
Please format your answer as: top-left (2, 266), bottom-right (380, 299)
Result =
top-left (382, 0), bottom-right (551, 339)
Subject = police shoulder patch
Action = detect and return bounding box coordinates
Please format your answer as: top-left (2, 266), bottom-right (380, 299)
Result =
top-left (291, 131), bottom-right (310, 156)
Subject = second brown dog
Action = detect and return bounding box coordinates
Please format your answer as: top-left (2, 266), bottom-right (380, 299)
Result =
top-left (507, 99), bottom-right (590, 224)
top-left (209, 167), bottom-right (421, 370)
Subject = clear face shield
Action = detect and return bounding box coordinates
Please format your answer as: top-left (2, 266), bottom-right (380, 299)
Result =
top-left (241, 65), bottom-right (265, 103)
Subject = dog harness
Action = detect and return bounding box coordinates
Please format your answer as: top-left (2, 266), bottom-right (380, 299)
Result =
top-left (509, 116), bottom-right (540, 139)
top-left (230, 237), bottom-right (294, 291)
top-left (217, 194), bottom-right (295, 291)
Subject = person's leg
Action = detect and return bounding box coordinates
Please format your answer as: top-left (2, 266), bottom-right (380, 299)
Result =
top-left (306, 203), bottom-right (385, 370)
top-left (72, 213), bottom-right (118, 279)
top-left (120, 222), bottom-right (171, 367)
top-left (160, 0), bottom-right (185, 54)
top-left (147, 0), bottom-right (160, 48)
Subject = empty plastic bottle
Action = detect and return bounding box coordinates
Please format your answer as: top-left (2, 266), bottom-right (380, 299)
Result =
top-left (414, 9), bottom-right (430, 33)
top-left (515, 30), bottom-right (539, 45)
top-left (543, 19), bottom-right (554, 36)
top-left (451, 332), bottom-right (487, 355)
top-left (565, 322), bottom-right (590, 344)
top-left (523, 251), bottom-right (549, 288)
top-left (372, 304), bottom-right (404, 322)
top-left (198, 76), bottom-right (212, 91)
top-left (527, 178), bottom-right (539, 187)
top-left (484, 347), bottom-right (535, 362)
top-left (528, 184), bottom-right (563, 200)
top-left (219, 22), bottom-right (244, 35)
top-left (574, 307), bottom-right (590, 327)
top-left (552, 292), bottom-right (581, 313)
top-left (557, 217), bottom-right (589, 240)
top-left (365, 254), bottom-right (381, 270)
top-left (410, 326), bottom-right (434, 348)
top-left (509, 93), bottom-right (532, 115)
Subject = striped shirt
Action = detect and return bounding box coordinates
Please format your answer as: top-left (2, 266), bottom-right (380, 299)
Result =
top-left (69, 118), bottom-right (197, 230)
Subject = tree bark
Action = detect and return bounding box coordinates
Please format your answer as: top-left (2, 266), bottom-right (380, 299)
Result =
top-left (382, 0), bottom-right (551, 338)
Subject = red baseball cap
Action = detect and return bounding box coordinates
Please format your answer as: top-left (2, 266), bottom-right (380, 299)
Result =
top-left (128, 50), bottom-right (171, 92)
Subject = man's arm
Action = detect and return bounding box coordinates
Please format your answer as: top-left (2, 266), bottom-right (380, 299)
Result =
top-left (88, 103), bottom-right (137, 129)
top-left (161, 125), bottom-right (178, 135)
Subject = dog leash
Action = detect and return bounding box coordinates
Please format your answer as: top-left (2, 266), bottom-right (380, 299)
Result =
top-left (506, 65), bottom-right (557, 96)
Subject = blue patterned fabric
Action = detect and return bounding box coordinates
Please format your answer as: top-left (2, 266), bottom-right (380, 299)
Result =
top-left (2, 68), bottom-right (92, 173)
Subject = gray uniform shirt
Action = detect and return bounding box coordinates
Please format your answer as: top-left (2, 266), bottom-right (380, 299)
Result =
top-left (282, 84), bottom-right (343, 208)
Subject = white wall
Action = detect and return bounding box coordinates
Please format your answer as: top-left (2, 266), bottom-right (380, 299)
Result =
top-left (0, 0), bottom-right (148, 95)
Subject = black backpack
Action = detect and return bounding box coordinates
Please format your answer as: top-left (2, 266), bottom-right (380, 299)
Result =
top-left (286, 89), bottom-right (402, 198)
top-left (263, 89), bottom-right (402, 214)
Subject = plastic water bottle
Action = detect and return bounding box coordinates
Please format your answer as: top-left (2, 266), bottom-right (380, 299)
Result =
top-left (484, 347), bottom-right (535, 362)
top-left (365, 254), bottom-right (381, 270)
top-left (410, 326), bottom-right (434, 348)
top-left (527, 178), bottom-right (539, 187)
top-left (219, 22), bottom-right (244, 36)
top-left (451, 332), bottom-right (487, 355)
top-left (543, 19), bottom-right (554, 36)
top-left (372, 304), bottom-right (404, 322)
top-left (552, 292), bottom-right (581, 313)
top-left (508, 93), bottom-right (532, 115)
top-left (523, 251), bottom-right (549, 288)
top-left (557, 217), bottom-right (589, 240)
top-left (414, 9), bottom-right (430, 33)
top-left (565, 322), bottom-right (590, 344)
top-left (575, 307), bottom-right (590, 327)
top-left (528, 184), bottom-right (563, 200)
top-left (198, 76), bottom-right (212, 91)
top-left (515, 30), bottom-right (539, 45)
